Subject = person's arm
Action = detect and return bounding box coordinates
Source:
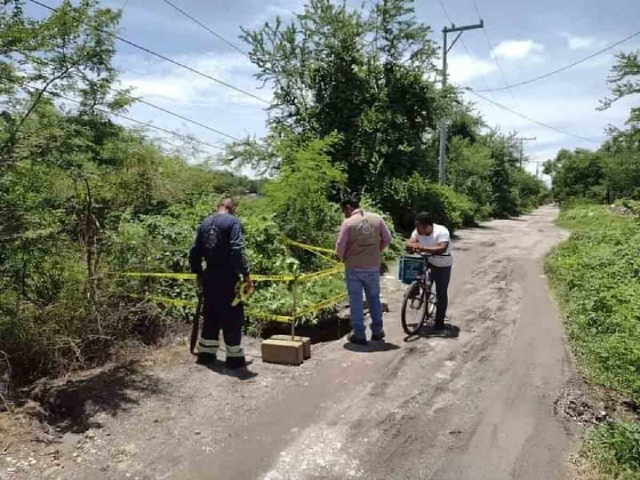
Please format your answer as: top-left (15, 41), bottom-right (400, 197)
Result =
top-left (415, 242), bottom-right (449, 255)
top-left (417, 228), bottom-right (450, 255)
top-left (406, 230), bottom-right (420, 250)
top-left (189, 225), bottom-right (204, 277)
top-left (380, 220), bottom-right (392, 251)
top-left (229, 220), bottom-right (250, 280)
top-left (335, 222), bottom-right (349, 260)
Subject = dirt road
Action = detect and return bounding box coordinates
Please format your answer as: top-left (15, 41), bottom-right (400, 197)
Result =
top-left (2, 206), bottom-right (576, 480)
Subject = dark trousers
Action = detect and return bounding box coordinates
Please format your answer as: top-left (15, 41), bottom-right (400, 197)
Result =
top-left (430, 265), bottom-right (451, 324)
top-left (200, 271), bottom-right (246, 368)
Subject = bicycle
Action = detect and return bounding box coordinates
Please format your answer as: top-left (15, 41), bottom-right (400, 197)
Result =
top-left (400, 254), bottom-right (446, 336)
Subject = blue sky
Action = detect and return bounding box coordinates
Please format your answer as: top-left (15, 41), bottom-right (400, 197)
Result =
top-left (26, 0), bottom-right (640, 176)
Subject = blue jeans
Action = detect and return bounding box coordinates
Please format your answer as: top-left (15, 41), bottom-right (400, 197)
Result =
top-left (346, 268), bottom-right (383, 340)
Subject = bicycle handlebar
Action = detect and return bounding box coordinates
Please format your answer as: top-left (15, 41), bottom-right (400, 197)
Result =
top-left (406, 250), bottom-right (451, 257)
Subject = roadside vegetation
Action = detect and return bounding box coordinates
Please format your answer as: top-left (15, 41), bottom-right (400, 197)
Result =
top-left (545, 49), bottom-right (640, 480)
top-left (0, 0), bottom-right (546, 393)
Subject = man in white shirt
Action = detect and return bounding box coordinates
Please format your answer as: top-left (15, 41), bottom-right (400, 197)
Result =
top-left (406, 213), bottom-right (453, 330)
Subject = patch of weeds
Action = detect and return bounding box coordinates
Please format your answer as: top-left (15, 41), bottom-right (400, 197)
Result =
top-left (582, 422), bottom-right (640, 480)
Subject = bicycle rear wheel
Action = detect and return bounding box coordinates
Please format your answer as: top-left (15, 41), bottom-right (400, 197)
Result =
top-left (401, 280), bottom-right (427, 336)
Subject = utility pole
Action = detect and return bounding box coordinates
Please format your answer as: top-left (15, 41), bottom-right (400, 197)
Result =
top-left (439, 20), bottom-right (484, 185)
top-left (518, 137), bottom-right (536, 168)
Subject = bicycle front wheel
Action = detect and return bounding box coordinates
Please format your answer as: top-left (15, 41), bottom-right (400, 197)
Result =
top-left (401, 280), bottom-right (427, 336)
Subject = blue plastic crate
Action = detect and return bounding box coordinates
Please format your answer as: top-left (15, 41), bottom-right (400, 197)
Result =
top-left (398, 255), bottom-right (425, 285)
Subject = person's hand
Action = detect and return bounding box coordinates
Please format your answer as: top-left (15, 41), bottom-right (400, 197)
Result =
top-left (196, 274), bottom-right (203, 293)
top-left (406, 241), bottom-right (420, 253)
top-left (243, 275), bottom-right (254, 294)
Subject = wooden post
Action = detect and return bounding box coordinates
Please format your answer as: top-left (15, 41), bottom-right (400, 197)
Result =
top-left (290, 276), bottom-right (298, 341)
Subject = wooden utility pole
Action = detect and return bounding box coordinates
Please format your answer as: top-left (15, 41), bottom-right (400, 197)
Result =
top-left (439, 20), bottom-right (484, 184)
top-left (518, 137), bottom-right (536, 168)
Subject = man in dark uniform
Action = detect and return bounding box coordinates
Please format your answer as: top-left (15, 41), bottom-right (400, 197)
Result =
top-left (189, 198), bottom-right (252, 369)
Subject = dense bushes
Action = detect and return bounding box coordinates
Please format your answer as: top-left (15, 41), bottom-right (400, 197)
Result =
top-left (383, 174), bottom-right (476, 234)
top-left (547, 206), bottom-right (640, 401)
top-left (547, 147), bottom-right (640, 205)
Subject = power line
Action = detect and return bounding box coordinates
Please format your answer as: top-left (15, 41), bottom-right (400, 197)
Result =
top-left (437, 0), bottom-right (454, 26)
top-left (12, 78), bottom-right (226, 150)
top-left (471, 0), bottom-right (518, 108)
top-left (436, 0), bottom-right (496, 98)
top-left (466, 89), bottom-right (601, 144)
top-left (28, 0), bottom-right (270, 105)
top-left (136, 98), bottom-right (241, 141)
top-left (159, 0), bottom-right (248, 57)
top-left (474, 28), bottom-right (640, 93)
top-left (6, 46), bottom-right (242, 142)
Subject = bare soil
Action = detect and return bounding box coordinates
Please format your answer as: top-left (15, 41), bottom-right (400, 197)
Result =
top-left (1, 207), bottom-right (586, 480)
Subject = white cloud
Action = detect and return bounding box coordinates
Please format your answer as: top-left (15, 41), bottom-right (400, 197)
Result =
top-left (564, 34), bottom-right (607, 51)
top-left (117, 52), bottom-right (271, 107)
top-left (463, 90), bottom-right (624, 165)
top-left (448, 54), bottom-right (497, 84)
top-left (567, 34), bottom-right (596, 50)
top-left (492, 40), bottom-right (544, 61)
top-left (247, 0), bottom-right (305, 28)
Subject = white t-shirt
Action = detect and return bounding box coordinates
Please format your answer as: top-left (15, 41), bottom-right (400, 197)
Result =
top-left (410, 224), bottom-right (453, 268)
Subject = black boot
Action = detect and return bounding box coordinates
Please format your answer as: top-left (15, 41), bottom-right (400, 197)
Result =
top-left (196, 352), bottom-right (216, 365)
top-left (226, 356), bottom-right (246, 370)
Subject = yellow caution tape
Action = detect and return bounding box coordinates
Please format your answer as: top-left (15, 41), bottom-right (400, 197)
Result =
top-left (123, 265), bottom-right (343, 284)
top-left (297, 264), bottom-right (344, 282)
top-left (129, 294), bottom-right (196, 308)
top-left (124, 272), bottom-right (297, 282)
top-left (244, 310), bottom-right (292, 323)
top-left (124, 272), bottom-right (197, 280)
top-left (251, 273), bottom-right (296, 282)
top-left (128, 291), bottom-right (348, 323)
top-left (122, 239), bottom-right (343, 283)
top-left (284, 238), bottom-right (341, 265)
top-left (284, 238), bottom-right (336, 255)
top-left (295, 293), bottom-right (348, 317)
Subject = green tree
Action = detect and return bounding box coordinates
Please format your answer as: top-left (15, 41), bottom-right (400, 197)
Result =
top-left (447, 136), bottom-right (494, 218)
top-left (0, 0), bottom-right (130, 161)
top-left (237, 0), bottom-right (445, 206)
top-left (548, 149), bottom-right (607, 204)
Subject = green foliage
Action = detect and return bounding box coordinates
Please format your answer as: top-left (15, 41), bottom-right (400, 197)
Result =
top-left (0, 0), bottom-right (131, 161)
top-left (547, 149), bottom-right (609, 204)
top-left (547, 147), bottom-right (640, 205)
top-left (265, 133), bottom-right (346, 254)
top-left (546, 206), bottom-right (640, 402)
top-left (447, 136), bottom-right (493, 219)
top-left (512, 168), bottom-right (547, 212)
top-left (237, 0), bottom-right (443, 200)
top-left (383, 173), bottom-right (476, 234)
top-left (601, 50), bottom-right (640, 128)
top-left (548, 206), bottom-right (640, 479)
top-left (583, 421), bottom-right (640, 480)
